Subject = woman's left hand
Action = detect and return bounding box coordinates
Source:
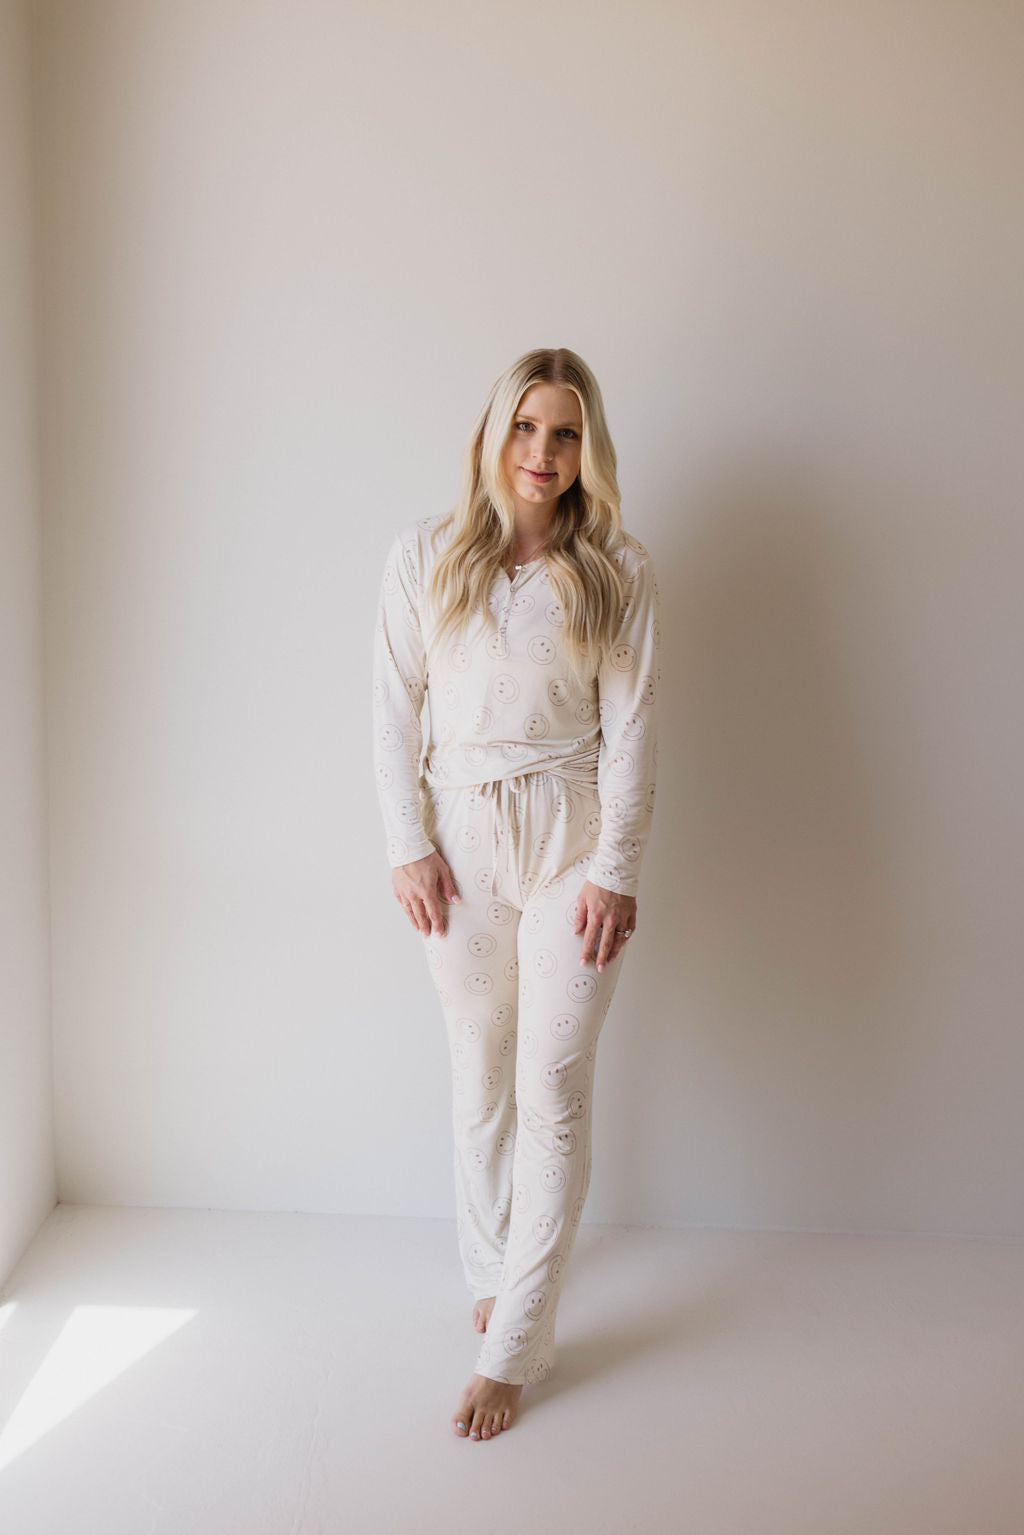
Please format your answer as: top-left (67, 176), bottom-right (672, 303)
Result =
top-left (574, 882), bottom-right (638, 973)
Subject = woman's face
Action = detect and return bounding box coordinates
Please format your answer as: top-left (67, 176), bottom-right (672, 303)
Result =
top-left (500, 382), bottom-right (583, 515)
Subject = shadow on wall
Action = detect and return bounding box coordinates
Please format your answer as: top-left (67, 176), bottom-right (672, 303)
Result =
top-left (632, 457), bottom-right (906, 1221)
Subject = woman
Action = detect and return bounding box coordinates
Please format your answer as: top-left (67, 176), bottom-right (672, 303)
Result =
top-left (372, 347), bottom-right (660, 1441)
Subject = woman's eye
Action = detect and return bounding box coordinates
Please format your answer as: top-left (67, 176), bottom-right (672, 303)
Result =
top-left (515, 420), bottom-right (533, 432)
top-left (559, 429), bottom-right (578, 439)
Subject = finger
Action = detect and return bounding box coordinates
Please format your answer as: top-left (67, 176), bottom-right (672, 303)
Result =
top-left (574, 893), bottom-right (588, 935)
top-left (426, 894), bottom-right (447, 937)
top-left (407, 896), bottom-right (430, 936)
top-left (595, 918), bottom-right (618, 972)
top-left (580, 914), bottom-right (604, 965)
top-left (442, 867), bottom-right (462, 906)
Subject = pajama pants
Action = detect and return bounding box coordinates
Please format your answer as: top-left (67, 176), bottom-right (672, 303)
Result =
top-left (418, 768), bottom-right (628, 1386)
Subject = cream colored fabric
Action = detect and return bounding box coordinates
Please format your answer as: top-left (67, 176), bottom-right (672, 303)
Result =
top-left (420, 771), bottom-right (629, 1386)
top-left (372, 514), bottom-right (661, 896)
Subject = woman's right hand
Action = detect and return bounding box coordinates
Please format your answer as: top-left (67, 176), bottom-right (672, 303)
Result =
top-left (392, 851), bottom-right (461, 937)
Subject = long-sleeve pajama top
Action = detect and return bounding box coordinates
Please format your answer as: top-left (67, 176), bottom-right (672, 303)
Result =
top-left (372, 513), bottom-right (661, 897)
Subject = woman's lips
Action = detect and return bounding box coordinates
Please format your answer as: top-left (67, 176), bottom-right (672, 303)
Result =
top-left (522, 468), bottom-right (556, 482)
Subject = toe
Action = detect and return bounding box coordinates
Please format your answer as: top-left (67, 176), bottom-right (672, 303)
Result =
top-left (452, 1409), bottom-right (470, 1437)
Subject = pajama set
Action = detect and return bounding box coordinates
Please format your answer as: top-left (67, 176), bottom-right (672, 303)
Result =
top-left (372, 513), bottom-right (661, 1386)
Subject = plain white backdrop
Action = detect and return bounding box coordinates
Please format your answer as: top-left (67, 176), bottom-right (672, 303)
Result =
top-left (3, 0), bottom-right (1023, 1286)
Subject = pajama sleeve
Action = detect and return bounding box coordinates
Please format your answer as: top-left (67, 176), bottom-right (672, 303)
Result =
top-left (589, 547), bottom-right (662, 897)
top-left (372, 532), bottom-right (437, 868)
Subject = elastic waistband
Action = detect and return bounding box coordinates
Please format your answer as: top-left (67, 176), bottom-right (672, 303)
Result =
top-left (426, 743), bottom-right (600, 797)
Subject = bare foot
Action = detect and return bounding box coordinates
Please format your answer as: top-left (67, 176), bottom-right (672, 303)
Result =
top-left (472, 1296), bottom-right (495, 1333)
top-left (452, 1373), bottom-right (524, 1440)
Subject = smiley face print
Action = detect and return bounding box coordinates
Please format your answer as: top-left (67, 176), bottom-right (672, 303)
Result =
top-left (622, 713), bottom-right (646, 739)
top-left (524, 712), bottom-right (550, 739)
top-left (610, 642), bottom-right (637, 670)
top-left (540, 1061), bottom-right (567, 1091)
top-left (449, 644), bottom-right (471, 672)
top-left (540, 1162), bottom-right (568, 1193)
top-left (609, 750), bottom-right (634, 776)
top-left (550, 1012), bottom-right (581, 1041)
top-left (552, 1128), bottom-right (577, 1155)
top-left (464, 972), bottom-right (493, 995)
top-left (472, 705), bottom-right (493, 733)
top-left (485, 632), bottom-right (510, 661)
top-left (533, 949), bottom-right (558, 979)
top-left (378, 724), bottom-right (403, 752)
top-left (547, 678), bottom-right (570, 706)
top-left (528, 635), bottom-right (556, 663)
top-left (533, 1215), bottom-right (558, 1245)
top-left (491, 674), bottom-right (520, 703)
top-left (486, 900), bottom-right (514, 926)
top-left (456, 825), bottom-right (480, 852)
top-left (523, 1288), bottom-right (547, 1319)
top-left (620, 835), bottom-right (641, 861)
top-left (467, 932), bottom-right (496, 958)
top-left (481, 1066), bottom-right (503, 1090)
top-left (567, 973), bottom-right (597, 1003)
top-left (491, 1002), bottom-right (513, 1028)
top-left (502, 1328), bottom-right (528, 1355)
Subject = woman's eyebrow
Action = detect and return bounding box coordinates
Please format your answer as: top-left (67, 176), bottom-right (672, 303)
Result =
top-left (516, 413), bottom-right (582, 429)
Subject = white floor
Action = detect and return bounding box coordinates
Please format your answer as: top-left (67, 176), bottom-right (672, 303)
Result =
top-left (0, 1207), bottom-right (1022, 1534)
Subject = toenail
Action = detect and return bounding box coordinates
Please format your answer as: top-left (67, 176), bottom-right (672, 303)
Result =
top-left (457, 1421), bottom-right (466, 1430)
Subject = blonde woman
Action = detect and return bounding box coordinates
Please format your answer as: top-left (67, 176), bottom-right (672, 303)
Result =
top-left (372, 347), bottom-right (661, 1441)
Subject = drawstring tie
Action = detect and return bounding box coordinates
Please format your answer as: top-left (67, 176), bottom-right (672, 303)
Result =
top-left (478, 774), bottom-right (530, 898)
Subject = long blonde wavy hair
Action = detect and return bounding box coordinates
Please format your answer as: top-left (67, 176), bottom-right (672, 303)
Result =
top-left (424, 347), bottom-right (625, 681)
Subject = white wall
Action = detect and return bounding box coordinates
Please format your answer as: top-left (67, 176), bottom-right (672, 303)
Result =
top-left (0, 0), bottom-right (56, 1287)
top-left (33, 0), bottom-right (1024, 1234)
